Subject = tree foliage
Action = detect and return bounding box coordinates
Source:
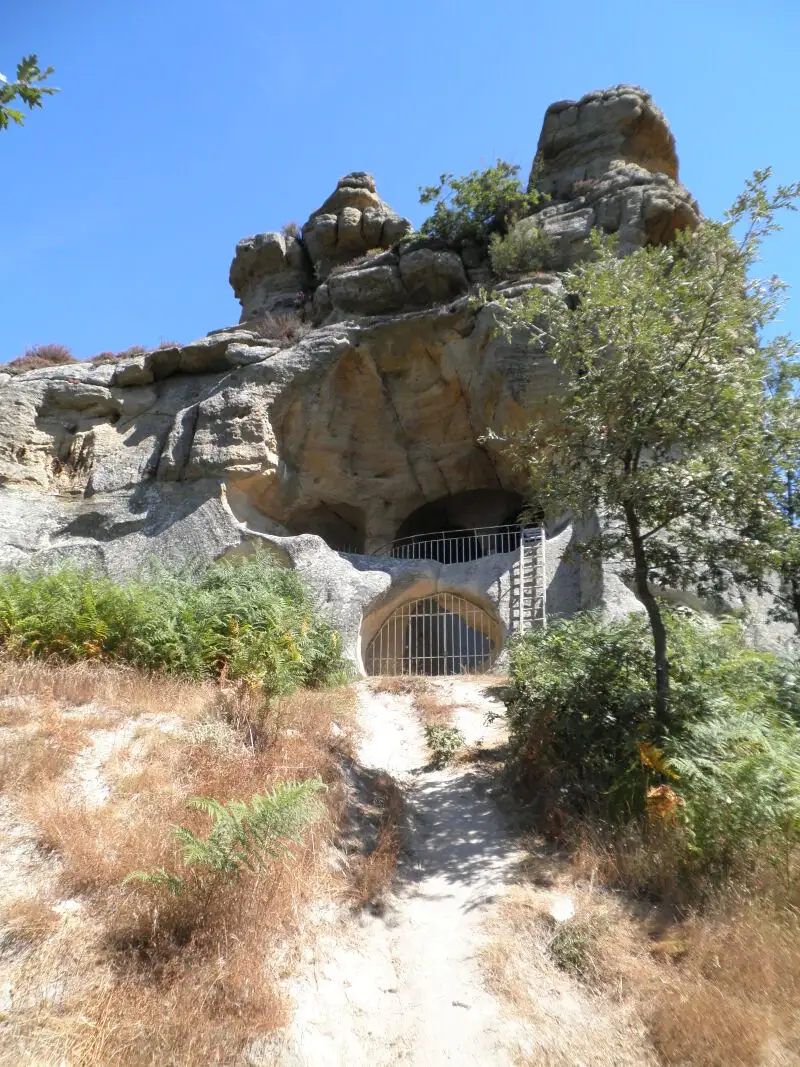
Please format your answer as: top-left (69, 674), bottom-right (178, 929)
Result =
top-left (418, 159), bottom-right (544, 248)
top-left (493, 170), bottom-right (800, 723)
top-left (0, 54), bottom-right (58, 131)
top-left (506, 611), bottom-right (800, 886)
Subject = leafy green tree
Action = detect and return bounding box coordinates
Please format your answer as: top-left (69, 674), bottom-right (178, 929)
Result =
top-left (0, 54), bottom-right (58, 131)
top-left (493, 170), bottom-right (800, 727)
top-left (418, 159), bottom-right (544, 248)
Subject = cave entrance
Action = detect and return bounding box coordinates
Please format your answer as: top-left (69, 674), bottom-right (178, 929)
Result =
top-left (380, 489), bottom-right (527, 562)
top-left (364, 593), bottom-right (500, 676)
top-left (286, 503), bottom-right (366, 553)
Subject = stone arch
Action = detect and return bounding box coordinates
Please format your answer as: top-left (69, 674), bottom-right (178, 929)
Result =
top-left (362, 584), bottom-right (502, 677)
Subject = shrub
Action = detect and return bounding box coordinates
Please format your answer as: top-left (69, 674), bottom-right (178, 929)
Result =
top-left (3, 343), bottom-right (76, 375)
top-left (245, 310), bottom-right (310, 345)
top-left (506, 612), bottom-right (656, 813)
top-left (0, 553), bottom-right (350, 697)
top-left (418, 160), bottom-right (545, 248)
top-left (281, 220), bottom-right (300, 239)
top-left (424, 722), bottom-right (465, 767)
top-left (506, 610), bottom-right (800, 887)
top-left (488, 221), bottom-right (552, 278)
top-left (90, 344), bottom-right (150, 363)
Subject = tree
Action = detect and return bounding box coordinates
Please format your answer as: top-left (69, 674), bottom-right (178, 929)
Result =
top-left (766, 361), bottom-right (800, 632)
top-left (418, 160), bottom-right (544, 249)
top-left (492, 170), bottom-right (800, 729)
top-left (0, 54), bottom-right (58, 131)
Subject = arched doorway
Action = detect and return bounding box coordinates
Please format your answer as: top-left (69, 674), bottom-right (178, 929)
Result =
top-left (364, 593), bottom-right (501, 676)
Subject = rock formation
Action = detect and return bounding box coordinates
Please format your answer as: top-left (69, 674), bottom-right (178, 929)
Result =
top-left (0, 85), bottom-right (725, 667)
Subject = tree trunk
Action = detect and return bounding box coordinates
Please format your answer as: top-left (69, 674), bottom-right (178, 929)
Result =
top-left (623, 501), bottom-right (670, 730)
top-left (791, 577), bottom-right (800, 636)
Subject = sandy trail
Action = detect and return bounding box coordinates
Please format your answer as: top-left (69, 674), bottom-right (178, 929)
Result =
top-left (284, 678), bottom-right (527, 1066)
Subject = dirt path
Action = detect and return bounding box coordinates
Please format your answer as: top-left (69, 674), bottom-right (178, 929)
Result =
top-left (281, 678), bottom-right (529, 1066)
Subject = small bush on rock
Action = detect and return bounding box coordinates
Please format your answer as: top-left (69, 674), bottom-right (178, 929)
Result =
top-left (419, 160), bottom-right (545, 249)
top-left (246, 310), bottom-right (310, 345)
top-left (3, 343), bottom-right (76, 375)
top-left (489, 222), bottom-right (552, 278)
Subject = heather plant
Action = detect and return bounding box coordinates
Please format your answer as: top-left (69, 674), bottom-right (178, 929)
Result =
top-left (3, 343), bottom-right (76, 374)
top-left (0, 553), bottom-right (349, 696)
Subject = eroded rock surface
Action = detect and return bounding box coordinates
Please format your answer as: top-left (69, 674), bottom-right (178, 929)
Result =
top-left (522, 85), bottom-right (699, 268)
top-left (0, 84), bottom-right (721, 663)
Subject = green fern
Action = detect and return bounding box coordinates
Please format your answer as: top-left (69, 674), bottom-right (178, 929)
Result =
top-left (124, 780), bottom-right (327, 896)
top-left (0, 554), bottom-right (350, 696)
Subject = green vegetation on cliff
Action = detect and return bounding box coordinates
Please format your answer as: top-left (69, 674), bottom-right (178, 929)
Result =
top-left (0, 553), bottom-right (349, 696)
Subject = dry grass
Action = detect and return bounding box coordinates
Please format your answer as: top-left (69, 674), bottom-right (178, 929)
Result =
top-left (0, 662), bottom-right (357, 1066)
top-left (485, 825), bottom-right (800, 1067)
top-left (482, 880), bottom-right (656, 1066)
top-left (327, 248), bottom-right (387, 277)
top-left (0, 895), bottom-right (60, 946)
top-left (347, 771), bottom-right (405, 908)
top-left (368, 676), bottom-right (457, 726)
top-left (642, 908), bottom-right (800, 1066)
top-left (244, 311), bottom-right (311, 345)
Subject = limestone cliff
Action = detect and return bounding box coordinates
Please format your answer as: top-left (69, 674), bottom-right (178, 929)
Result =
top-left (0, 85), bottom-right (703, 665)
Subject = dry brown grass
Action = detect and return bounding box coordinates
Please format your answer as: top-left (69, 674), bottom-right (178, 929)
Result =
top-left (244, 311), bottom-right (311, 345)
top-left (368, 676), bottom-right (457, 727)
top-left (0, 663), bottom-right (357, 1066)
top-left (485, 825), bottom-right (800, 1067)
top-left (483, 881), bottom-right (656, 1066)
top-left (348, 771), bottom-right (405, 908)
top-left (368, 675), bottom-right (428, 697)
top-left (0, 895), bottom-right (60, 946)
top-left (641, 908), bottom-right (800, 1066)
top-left (0, 657), bottom-right (221, 720)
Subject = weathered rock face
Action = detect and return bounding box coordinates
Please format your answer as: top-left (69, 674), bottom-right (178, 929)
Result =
top-left (229, 233), bottom-right (312, 320)
top-left (522, 85), bottom-right (699, 268)
top-left (229, 172), bottom-right (413, 320)
top-left (302, 171), bottom-right (412, 280)
top-left (3, 84), bottom-right (744, 666)
top-left (532, 84), bottom-right (679, 198)
top-left (228, 87), bottom-right (698, 325)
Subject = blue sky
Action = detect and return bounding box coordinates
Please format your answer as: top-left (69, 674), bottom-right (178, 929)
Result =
top-left (3, 0), bottom-right (799, 360)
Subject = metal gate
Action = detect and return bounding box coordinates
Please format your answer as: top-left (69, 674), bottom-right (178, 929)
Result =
top-left (364, 593), bottom-right (500, 677)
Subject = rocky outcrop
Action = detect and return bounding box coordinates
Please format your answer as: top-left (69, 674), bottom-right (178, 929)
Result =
top-left (229, 233), bottom-right (312, 320)
top-left (316, 240), bottom-right (470, 320)
top-left (302, 172), bottom-right (412, 280)
top-left (532, 84), bottom-right (679, 198)
top-left (519, 85), bottom-right (699, 268)
top-left (4, 83), bottom-right (750, 666)
top-left (228, 88), bottom-right (698, 325)
top-left (229, 173), bottom-right (413, 321)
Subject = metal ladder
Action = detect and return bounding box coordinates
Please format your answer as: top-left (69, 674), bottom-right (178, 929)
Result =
top-left (516, 526), bottom-right (547, 634)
